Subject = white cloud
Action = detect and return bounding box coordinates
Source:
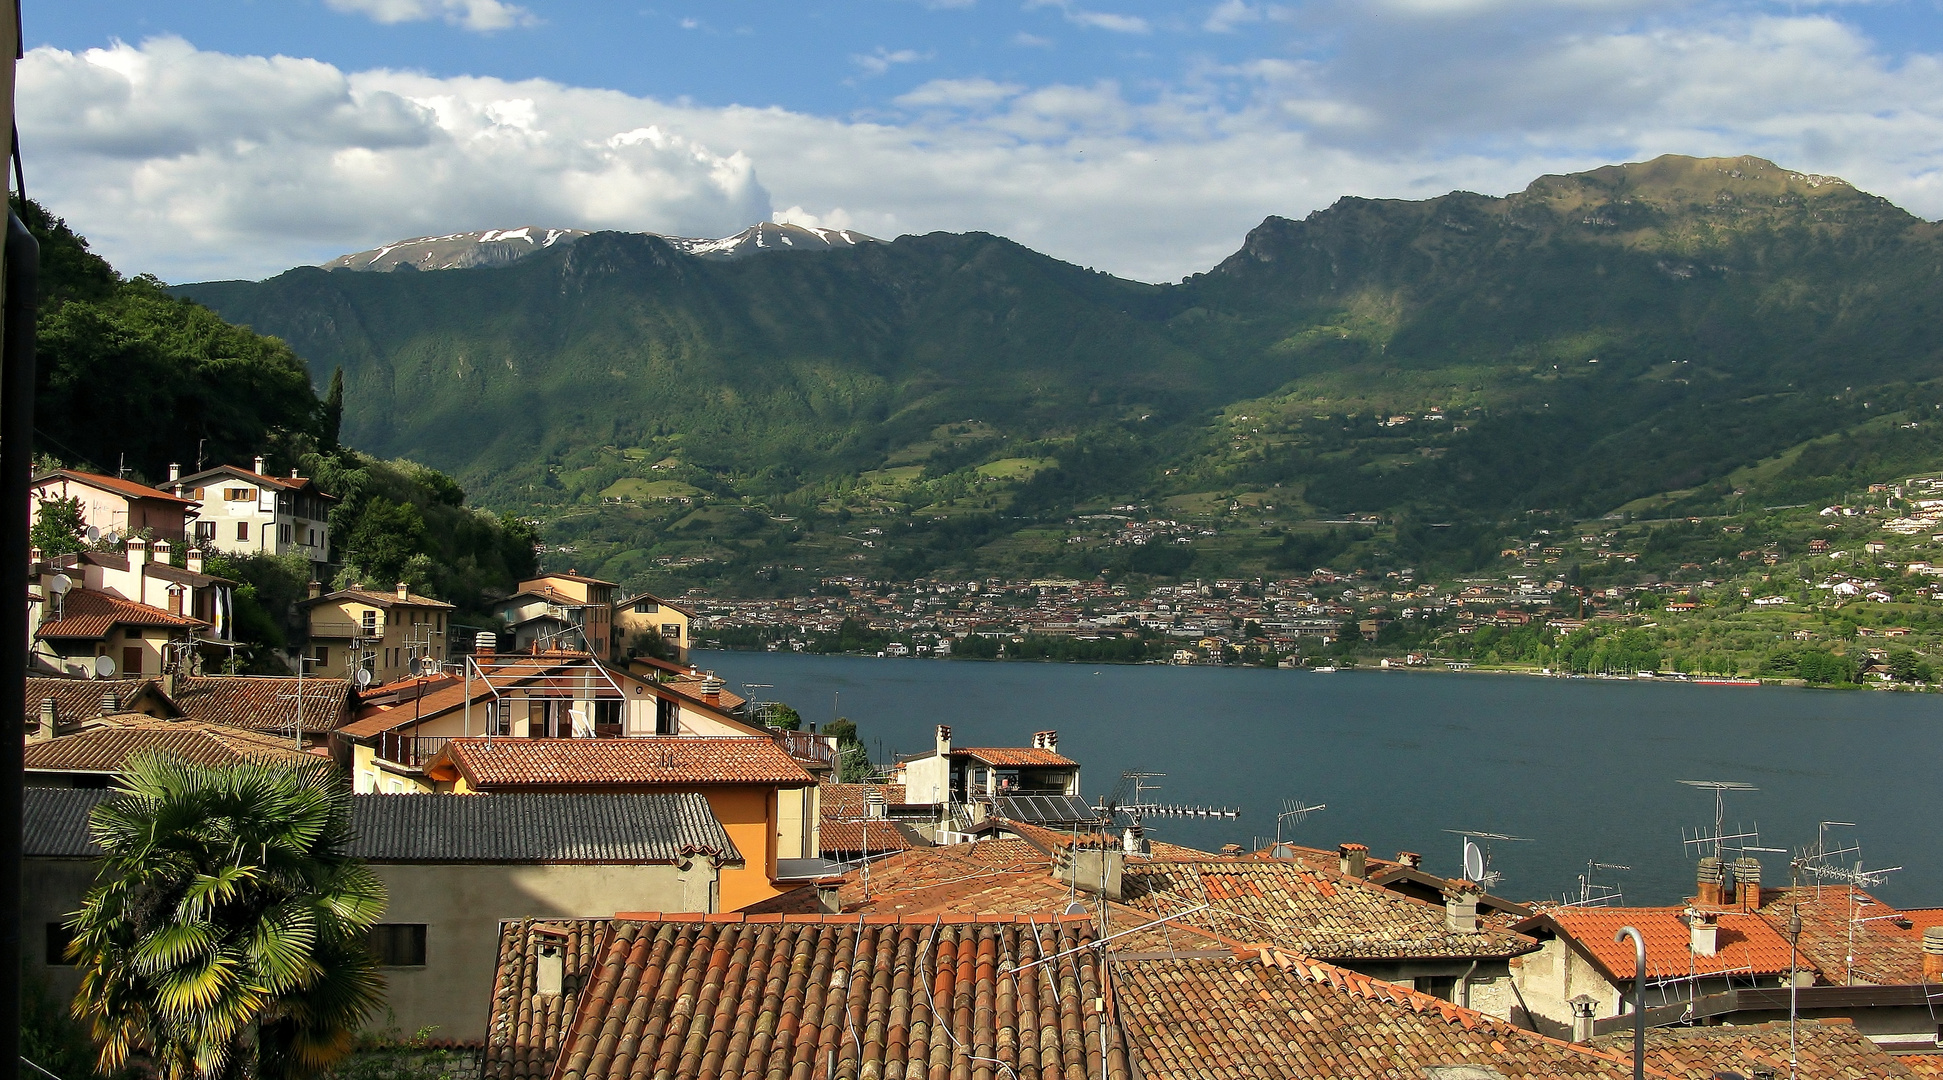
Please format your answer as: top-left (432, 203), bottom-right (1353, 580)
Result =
top-left (324, 0), bottom-right (535, 32)
top-left (851, 48), bottom-right (932, 77)
top-left (1012, 31), bottom-right (1055, 47)
top-left (1026, 0), bottom-right (1151, 34)
top-left (1203, 0), bottom-right (1290, 33)
top-left (18, 17), bottom-right (1943, 287)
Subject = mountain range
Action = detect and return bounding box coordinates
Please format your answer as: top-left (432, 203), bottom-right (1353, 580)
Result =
top-left (176, 154), bottom-right (1943, 590)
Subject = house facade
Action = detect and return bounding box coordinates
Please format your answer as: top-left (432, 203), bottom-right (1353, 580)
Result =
top-left (495, 573), bottom-right (616, 658)
top-left (301, 583), bottom-right (455, 686)
top-left (30, 467), bottom-right (195, 544)
top-left (611, 590), bottom-right (694, 663)
top-left (178, 458), bottom-right (334, 569)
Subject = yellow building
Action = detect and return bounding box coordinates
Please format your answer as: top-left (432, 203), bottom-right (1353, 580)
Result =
top-left (301, 583), bottom-right (454, 686)
top-left (612, 590), bottom-right (695, 663)
top-left (495, 572), bottom-right (618, 659)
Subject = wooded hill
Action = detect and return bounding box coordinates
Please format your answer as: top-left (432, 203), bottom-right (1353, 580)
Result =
top-left (174, 155), bottom-right (1943, 590)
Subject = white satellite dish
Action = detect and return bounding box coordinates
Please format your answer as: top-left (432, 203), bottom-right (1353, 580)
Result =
top-left (84, 526), bottom-right (99, 542)
top-left (1064, 900), bottom-right (1088, 916)
top-left (1462, 840), bottom-right (1486, 883)
top-left (93, 655), bottom-right (117, 678)
top-left (354, 668), bottom-right (374, 688)
top-left (47, 574), bottom-right (70, 596)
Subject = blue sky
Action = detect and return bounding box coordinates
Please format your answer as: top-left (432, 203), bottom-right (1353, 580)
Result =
top-left (27, 1), bottom-right (1943, 282)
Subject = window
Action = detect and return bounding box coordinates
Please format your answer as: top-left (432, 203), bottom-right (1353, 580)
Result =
top-left (635, 601), bottom-right (659, 614)
top-left (45, 923), bottom-right (73, 965)
top-left (368, 924), bottom-right (427, 967)
top-left (315, 646), bottom-right (328, 667)
top-left (122, 645), bottom-right (143, 675)
top-left (307, 528), bottom-right (316, 547)
top-left (194, 521), bottom-right (216, 541)
top-left (235, 521), bottom-right (249, 541)
top-left (661, 623), bottom-right (681, 640)
top-left (361, 610), bottom-right (377, 633)
top-left (225, 487), bottom-right (254, 502)
top-left (655, 696), bottom-right (679, 736)
top-left (278, 523), bottom-right (291, 543)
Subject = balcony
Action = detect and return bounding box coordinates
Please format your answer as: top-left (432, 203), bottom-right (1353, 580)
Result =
top-left (772, 729), bottom-right (837, 766)
top-left (370, 733), bottom-right (451, 768)
top-left (312, 619), bottom-right (383, 641)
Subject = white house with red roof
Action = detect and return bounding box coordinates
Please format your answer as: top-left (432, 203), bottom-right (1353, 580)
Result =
top-left (178, 457), bottom-right (335, 567)
top-left (30, 467), bottom-right (197, 544)
top-left (895, 725), bottom-right (1085, 829)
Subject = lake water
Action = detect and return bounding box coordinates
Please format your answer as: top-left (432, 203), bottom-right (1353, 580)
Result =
top-left (695, 651), bottom-right (1943, 908)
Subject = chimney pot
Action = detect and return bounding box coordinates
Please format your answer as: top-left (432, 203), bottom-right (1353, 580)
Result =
top-left (186, 548), bottom-right (205, 574)
top-left (1444, 880), bottom-right (1482, 933)
top-left (475, 630), bottom-right (497, 658)
top-left (307, 580), bottom-right (323, 600)
top-left (169, 463), bottom-right (181, 483)
top-left (153, 540), bottom-right (172, 565)
top-left (254, 455), bottom-right (266, 475)
top-left (1733, 856), bottom-right (1763, 912)
top-left (1043, 729), bottom-right (1057, 753)
top-left (396, 582), bottom-right (410, 601)
top-left (1696, 856), bottom-right (1726, 908)
top-left (1338, 843), bottom-right (1369, 879)
top-left (1397, 851), bottom-right (1422, 870)
top-left (127, 537), bottom-right (149, 566)
top-left (1569, 996), bottom-right (1597, 1044)
top-left (99, 690), bottom-right (120, 716)
top-left (36, 698), bottom-right (55, 734)
top-left (1923, 927), bottom-right (1943, 982)
top-left (1689, 908), bottom-right (1720, 957)
top-left (936, 724), bottom-right (952, 757)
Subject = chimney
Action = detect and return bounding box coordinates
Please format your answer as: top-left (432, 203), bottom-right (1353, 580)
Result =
top-left (1689, 908), bottom-right (1719, 957)
top-left (254, 455), bottom-right (266, 475)
top-left (701, 675), bottom-right (724, 705)
top-left (153, 540), bottom-right (172, 567)
top-left (168, 463), bottom-right (181, 484)
top-left (1397, 851), bottom-right (1422, 870)
top-left (1569, 996), bottom-right (1597, 1044)
top-left (1338, 843), bottom-right (1369, 879)
top-left (1733, 856), bottom-right (1763, 912)
top-left (1696, 856), bottom-right (1726, 908)
top-left (1121, 824), bottom-right (1150, 857)
top-left (475, 630), bottom-right (497, 659)
top-left (34, 699), bottom-right (54, 736)
top-left (127, 537), bottom-right (149, 568)
top-left (535, 939), bottom-right (565, 997)
top-left (936, 725), bottom-right (952, 757)
top-left (396, 582), bottom-right (410, 601)
top-left (1444, 880), bottom-right (1482, 934)
top-left (1923, 927), bottom-right (1943, 983)
top-left (307, 580), bottom-right (323, 600)
top-left (99, 690), bottom-right (120, 717)
top-left (1041, 729), bottom-right (1057, 754)
top-left (186, 548), bottom-right (205, 574)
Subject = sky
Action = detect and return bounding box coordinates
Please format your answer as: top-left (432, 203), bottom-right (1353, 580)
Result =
top-left (25, 0), bottom-right (1943, 283)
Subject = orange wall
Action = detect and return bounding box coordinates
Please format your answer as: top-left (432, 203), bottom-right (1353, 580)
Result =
top-left (701, 786), bottom-right (783, 910)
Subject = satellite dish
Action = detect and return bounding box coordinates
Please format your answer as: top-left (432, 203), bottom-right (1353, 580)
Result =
top-left (47, 574), bottom-right (70, 596)
top-left (353, 668), bottom-right (374, 688)
top-left (84, 526), bottom-right (99, 542)
top-left (1462, 840), bottom-right (1486, 883)
top-left (1064, 901), bottom-right (1088, 916)
top-left (93, 655), bottom-right (117, 678)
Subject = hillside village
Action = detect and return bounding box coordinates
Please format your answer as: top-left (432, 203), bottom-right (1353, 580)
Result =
top-left (19, 456), bottom-right (1943, 1077)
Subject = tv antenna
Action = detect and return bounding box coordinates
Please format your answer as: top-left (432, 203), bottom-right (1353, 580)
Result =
top-left (1562, 859), bottom-right (1630, 907)
top-left (1275, 799), bottom-right (1326, 847)
top-left (1093, 770), bottom-right (1239, 851)
top-left (1796, 822), bottom-right (1901, 889)
top-left (1444, 829), bottom-right (1531, 890)
top-left (1678, 779), bottom-right (1762, 861)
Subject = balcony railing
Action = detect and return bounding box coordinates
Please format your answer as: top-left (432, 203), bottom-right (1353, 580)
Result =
top-left (311, 620), bottom-right (383, 641)
top-left (370, 733), bottom-right (451, 767)
top-left (772, 729), bottom-right (837, 766)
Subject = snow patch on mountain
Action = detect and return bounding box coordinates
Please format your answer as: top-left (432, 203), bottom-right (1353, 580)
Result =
top-left (322, 221), bottom-right (877, 272)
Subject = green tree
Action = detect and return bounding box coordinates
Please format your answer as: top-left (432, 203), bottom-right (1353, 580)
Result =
top-left (67, 756), bottom-right (388, 1080)
top-left (32, 495), bottom-right (88, 556)
top-left (322, 368), bottom-right (345, 452)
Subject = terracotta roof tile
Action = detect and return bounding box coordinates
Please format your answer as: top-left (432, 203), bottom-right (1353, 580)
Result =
top-left (1587, 1020), bottom-right (1919, 1079)
top-left (954, 746), bottom-right (1077, 767)
top-left (170, 674), bottom-right (354, 734)
top-left (1902, 1054), bottom-right (1943, 1078)
top-left (304, 587), bottom-right (455, 610)
top-left (1116, 948), bottom-right (1644, 1079)
top-left (485, 919), bottom-right (613, 1080)
top-left (1526, 905), bottom-right (1796, 981)
top-left (1757, 886), bottom-right (1935, 985)
top-left (34, 468), bottom-right (194, 505)
top-left (817, 819), bottom-right (922, 857)
top-left (23, 716), bottom-right (315, 773)
top-left (23, 676), bottom-right (169, 730)
top-left (818, 783), bottom-right (909, 817)
top-left (433, 737), bottom-right (816, 789)
top-left (35, 589), bottom-right (201, 640)
top-left (1122, 857), bottom-right (1539, 962)
top-left (544, 915), bottom-right (1124, 1080)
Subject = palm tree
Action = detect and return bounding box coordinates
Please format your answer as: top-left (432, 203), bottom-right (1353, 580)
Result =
top-left (66, 755), bottom-right (388, 1080)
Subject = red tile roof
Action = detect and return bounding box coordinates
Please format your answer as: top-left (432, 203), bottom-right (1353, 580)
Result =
top-left (485, 919), bottom-right (611, 1080)
top-left (35, 588), bottom-right (202, 640)
top-left (170, 674), bottom-right (355, 734)
top-left (1522, 905), bottom-right (1795, 981)
top-left (1123, 857), bottom-right (1539, 962)
top-left (1116, 947), bottom-right (1643, 1079)
top-left (816, 818), bottom-right (921, 857)
top-left (430, 737), bottom-right (816, 789)
top-left (24, 716), bottom-right (315, 773)
top-left (23, 676), bottom-right (173, 730)
top-left (303, 587), bottom-right (455, 610)
top-left (546, 914), bottom-right (1125, 1080)
top-left (180, 464), bottom-right (325, 494)
top-left (33, 468), bottom-right (194, 506)
top-left (1587, 1020), bottom-right (1920, 1079)
top-left (954, 746), bottom-right (1077, 767)
top-left (1757, 886), bottom-right (1937, 985)
top-left (817, 782), bottom-right (909, 817)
